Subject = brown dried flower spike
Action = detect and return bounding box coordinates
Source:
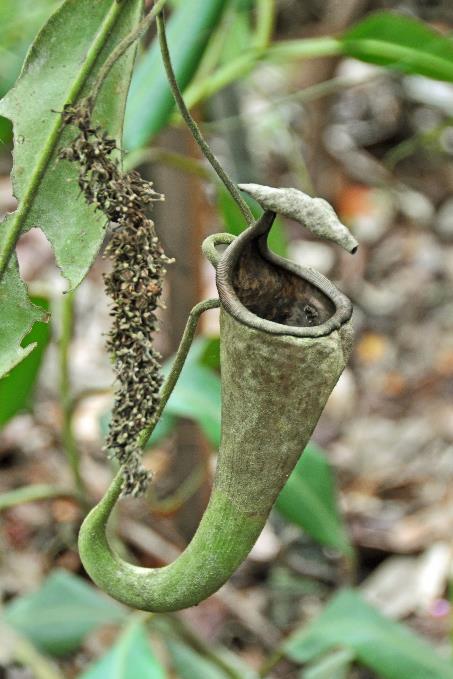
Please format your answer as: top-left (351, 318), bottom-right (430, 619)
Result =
top-left (59, 103), bottom-right (170, 496)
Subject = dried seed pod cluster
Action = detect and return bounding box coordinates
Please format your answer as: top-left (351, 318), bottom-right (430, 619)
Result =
top-left (60, 104), bottom-right (170, 496)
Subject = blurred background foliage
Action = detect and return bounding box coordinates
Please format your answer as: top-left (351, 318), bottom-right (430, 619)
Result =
top-left (1, 0), bottom-right (453, 677)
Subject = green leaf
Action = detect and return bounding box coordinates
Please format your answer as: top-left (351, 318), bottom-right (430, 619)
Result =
top-left (0, 294), bottom-right (50, 427)
top-left (342, 11), bottom-right (453, 82)
top-left (163, 340), bottom-right (222, 448)
top-left (283, 589), bottom-right (453, 679)
top-left (303, 648), bottom-right (354, 679)
top-left (0, 257), bottom-right (47, 377)
top-left (218, 4), bottom-right (253, 66)
top-left (217, 185), bottom-right (287, 257)
top-left (198, 336), bottom-right (220, 371)
top-left (5, 570), bottom-right (127, 656)
top-left (81, 621), bottom-right (166, 679)
top-left (165, 637), bottom-right (228, 679)
top-left (0, 116), bottom-right (12, 145)
top-left (275, 444), bottom-right (352, 556)
top-left (0, 0), bottom-right (143, 286)
top-left (0, 0), bottom-right (59, 94)
top-left (0, 484), bottom-right (71, 512)
top-left (0, 0), bottom-right (60, 144)
top-left (123, 0), bottom-right (230, 150)
top-left (0, 0), bottom-right (143, 377)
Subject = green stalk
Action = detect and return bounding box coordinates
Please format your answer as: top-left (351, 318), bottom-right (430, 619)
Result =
top-left (253, 0), bottom-right (276, 49)
top-left (12, 637), bottom-right (65, 679)
top-left (183, 37), bottom-right (342, 109)
top-left (183, 50), bottom-right (259, 110)
top-left (265, 36), bottom-right (341, 62)
top-left (0, 484), bottom-right (76, 512)
top-left (0, 0), bottom-right (126, 279)
top-left (156, 11), bottom-right (254, 226)
top-left (137, 298), bottom-right (220, 448)
top-left (59, 291), bottom-right (86, 502)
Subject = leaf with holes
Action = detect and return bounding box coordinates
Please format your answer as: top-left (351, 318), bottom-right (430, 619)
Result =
top-left (0, 0), bottom-right (143, 377)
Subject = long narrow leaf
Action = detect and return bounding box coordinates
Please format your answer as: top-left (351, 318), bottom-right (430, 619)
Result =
top-left (342, 11), bottom-right (453, 82)
top-left (284, 589), bottom-right (453, 679)
top-left (124, 0), bottom-right (230, 149)
top-left (275, 444), bottom-right (352, 556)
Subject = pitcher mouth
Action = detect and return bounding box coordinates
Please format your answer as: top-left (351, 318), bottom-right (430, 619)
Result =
top-left (215, 211), bottom-right (353, 338)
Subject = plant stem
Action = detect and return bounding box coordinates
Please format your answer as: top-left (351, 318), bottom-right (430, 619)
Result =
top-left (0, 484), bottom-right (77, 512)
top-left (138, 298), bottom-right (220, 448)
top-left (156, 12), bottom-right (254, 226)
top-left (254, 0), bottom-right (276, 49)
top-left (183, 51), bottom-right (258, 110)
top-left (59, 291), bottom-right (87, 502)
top-left (89, 0), bottom-right (170, 109)
top-left (266, 36), bottom-right (341, 62)
top-left (94, 300), bottom-right (218, 498)
top-left (0, 0), bottom-right (126, 280)
top-left (183, 37), bottom-right (342, 111)
top-left (12, 637), bottom-right (65, 679)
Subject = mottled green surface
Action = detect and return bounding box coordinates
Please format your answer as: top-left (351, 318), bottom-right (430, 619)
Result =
top-left (79, 310), bottom-right (352, 612)
top-left (217, 311), bottom-right (353, 514)
top-left (80, 478), bottom-right (264, 611)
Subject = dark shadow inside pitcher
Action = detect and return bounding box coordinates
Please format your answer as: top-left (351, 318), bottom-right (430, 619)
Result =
top-left (232, 241), bottom-right (335, 328)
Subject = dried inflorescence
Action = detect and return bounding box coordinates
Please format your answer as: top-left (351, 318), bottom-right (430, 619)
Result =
top-left (59, 103), bottom-right (171, 496)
